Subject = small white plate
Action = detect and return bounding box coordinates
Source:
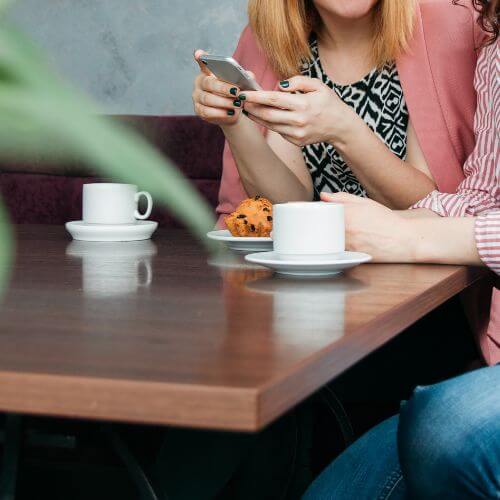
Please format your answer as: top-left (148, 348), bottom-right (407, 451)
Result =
top-left (66, 220), bottom-right (158, 242)
top-left (245, 251), bottom-right (372, 277)
top-left (207, 230), bottom-right (273, 253)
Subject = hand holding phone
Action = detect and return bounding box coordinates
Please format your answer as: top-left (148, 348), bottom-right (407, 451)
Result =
top-left (192, 49), bottom-right (250, 126)
top-left (198, 54), bottom-right (262, 91)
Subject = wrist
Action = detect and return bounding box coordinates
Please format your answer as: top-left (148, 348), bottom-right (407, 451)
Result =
top-left (325, 103), bottom-right (358, 147)
top-left (221, 119), bottom-right (241, 133)
top-left (220, 117), bottom-right (247, 139)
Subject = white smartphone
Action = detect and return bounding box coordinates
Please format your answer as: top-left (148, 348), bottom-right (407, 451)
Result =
top-left (199, 54), bottom-right (262, 91)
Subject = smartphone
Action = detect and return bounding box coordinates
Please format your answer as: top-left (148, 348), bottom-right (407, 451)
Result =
top-left (199, 55), bottom-right (262, 91)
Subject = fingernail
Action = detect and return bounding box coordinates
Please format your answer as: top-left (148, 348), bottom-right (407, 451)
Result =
top-left (230, 87), bottom-right (238, 96)
top-left (239, 94), bottom-right (246, 101)
top-left (227, 109), bottom-right (235, 116)
top-left (242, 110), bottom-right (249, 117)
top-left (233, 100), bottom-right (241, 107)
top-left (280, 80), bottom-right (289, 88)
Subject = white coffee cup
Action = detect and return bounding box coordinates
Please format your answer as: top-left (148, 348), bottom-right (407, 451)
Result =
top-left (83, 183), bottom-right (153, 225)
top-left (273, 202), bottom-right (345, 259)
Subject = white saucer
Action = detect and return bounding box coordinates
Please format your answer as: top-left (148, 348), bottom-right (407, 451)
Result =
top-left (207, 230), bottom-right (273, 253)
top-left (66, 221), bottom-right (158, 242)
top-left (245, 251), bottom-right (372, 277)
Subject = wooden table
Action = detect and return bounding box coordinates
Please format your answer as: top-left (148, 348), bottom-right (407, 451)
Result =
top-left (0, 225), bottom-right (487, 432)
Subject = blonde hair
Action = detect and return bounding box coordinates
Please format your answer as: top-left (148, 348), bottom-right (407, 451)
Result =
top-left (248, 0), bottom-right (417, 78)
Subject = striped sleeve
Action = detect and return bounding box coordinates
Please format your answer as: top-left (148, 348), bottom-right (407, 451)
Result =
top-left (475, 211), bottom-right (500, 275)
top-left (412, 39), bottom-right (499, 217)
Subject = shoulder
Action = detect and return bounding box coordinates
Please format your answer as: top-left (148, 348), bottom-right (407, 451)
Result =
top-left (417, 0), bottom-right (489, 48)
top-left (417, 0), bottom-right (472, 17)
top-left (232, 25), bottom-right (279, 88)
top-left (233, 25), bottom-right (262, 61)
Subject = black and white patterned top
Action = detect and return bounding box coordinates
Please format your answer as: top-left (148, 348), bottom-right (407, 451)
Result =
top-left (301, 36), bottom-right (409, 197)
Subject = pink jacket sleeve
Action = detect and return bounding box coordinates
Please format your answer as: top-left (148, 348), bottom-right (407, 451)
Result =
top-left (215, 27), bottom-right (278, 228)
top-left (411, 40), bottom-right (499, 216)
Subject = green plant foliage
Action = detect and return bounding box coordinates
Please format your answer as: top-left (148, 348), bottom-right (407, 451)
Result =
top-left (0, 198), bottom-right (13, 295)
top-left (0, 19), bottom-right (216, 293)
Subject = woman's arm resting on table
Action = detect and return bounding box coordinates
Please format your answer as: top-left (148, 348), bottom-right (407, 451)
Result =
top-left (411, 217), bottom-right (480, 266)
top-left (398, 208), bottom-right (440, 219)
top-left (321, 193), bottom-right (481, 266)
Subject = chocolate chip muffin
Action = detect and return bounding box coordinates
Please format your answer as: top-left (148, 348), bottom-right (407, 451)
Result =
top-left (225, 196), bottom-right (273, 237)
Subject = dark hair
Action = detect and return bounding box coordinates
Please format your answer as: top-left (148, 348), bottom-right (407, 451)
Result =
top-left (454, 0), bottom-right (499, 44)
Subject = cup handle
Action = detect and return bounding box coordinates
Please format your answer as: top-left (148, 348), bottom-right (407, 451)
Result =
top-left (135, 191), bottom-right (153, 220)
top-left (137, 260), bottom-right (153, 287)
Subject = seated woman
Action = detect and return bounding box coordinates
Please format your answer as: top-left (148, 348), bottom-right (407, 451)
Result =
top-left (195, 0), bottom-right (493, 364)
top-left (159, 1), bottom-right (491, 498)
top-left (304, 1), bottom-right (499, 498)
top-left (194, 0), bottom-right (486, 220)
top-left (303, 365), bottom-right (500, 499)
top-left (320, 0), bottom-right (499, 363)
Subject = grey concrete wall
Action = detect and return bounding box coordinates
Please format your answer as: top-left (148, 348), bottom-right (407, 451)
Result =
top-left (8, 0), bottom-right (248, 115)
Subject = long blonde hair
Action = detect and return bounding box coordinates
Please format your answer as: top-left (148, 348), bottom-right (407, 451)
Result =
top-left (248, 0), bottom-right (417, 78)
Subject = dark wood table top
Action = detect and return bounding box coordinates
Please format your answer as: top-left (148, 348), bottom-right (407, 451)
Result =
top-left (0, 225), bottom-right (487, 431)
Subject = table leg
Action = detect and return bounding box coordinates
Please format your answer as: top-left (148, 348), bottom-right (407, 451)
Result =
top-left (319, 386), bottom-right (354, 448)
top-left (0, 414), bottom-right (23, 500)
top-left (102, 425), bottom-right (159, 500)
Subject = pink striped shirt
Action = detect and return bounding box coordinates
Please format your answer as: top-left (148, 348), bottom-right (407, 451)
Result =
top-left (476, 211), bottom-right (500, 275)
top-left (412, 39), bottom-right (499, 275)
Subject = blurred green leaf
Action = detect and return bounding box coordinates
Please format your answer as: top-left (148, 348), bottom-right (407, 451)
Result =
top-left (0, 20), bottom-right (217, 296)
top-left (0, 86), bottom-right (215, 239)
top-left (0, 197), bottom-right (13, 296)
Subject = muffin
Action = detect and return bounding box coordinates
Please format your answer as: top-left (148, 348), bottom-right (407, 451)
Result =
top-left (225, 196), bottom-right (273, 237)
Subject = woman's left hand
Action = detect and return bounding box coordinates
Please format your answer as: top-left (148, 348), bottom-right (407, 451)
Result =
top-left (320, 192), bottom-right (416, 263)
top-left (240, 76), bottom-right (354, 147)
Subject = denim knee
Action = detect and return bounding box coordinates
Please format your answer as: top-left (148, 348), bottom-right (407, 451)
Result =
top-left (398, 367), bottom-right (500, 499)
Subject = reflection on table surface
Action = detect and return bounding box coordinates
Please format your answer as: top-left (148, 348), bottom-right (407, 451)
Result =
top-left (66, 240), bottom-right (157, 298)
top-left (0, 225), bottom-right (485, 430)
top-left (247, 274), bottom-right (366, 344)
top-left (0, 226), bottom-right (480, 391)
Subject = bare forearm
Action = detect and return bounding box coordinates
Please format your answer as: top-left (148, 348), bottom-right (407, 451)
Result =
top-left (398, 208), bottom-right (439, 219)
top-left (222, 118), bottom-right (312, 203)
top-left (411, 217), bottom-right (481, 266)
top-left (333, 116), bottom-right (436, 209)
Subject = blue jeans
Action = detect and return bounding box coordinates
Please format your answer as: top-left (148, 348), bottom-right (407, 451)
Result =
top-left (303, 365), bottom-right (500, 499)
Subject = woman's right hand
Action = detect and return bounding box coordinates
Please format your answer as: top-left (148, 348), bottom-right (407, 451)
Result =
top-left (192, 50), bottom-right (243, 127)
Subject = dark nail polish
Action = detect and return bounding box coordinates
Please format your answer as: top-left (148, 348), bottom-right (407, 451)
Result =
top-left (230, 87), bottom-right (238, 96)
top-left (242, 110), bottom-right (249, 117)
top-left (239, 94), bottom-right (246, 101)
top-left (227, 109), bottom-right (235, 116)
top-left (280, 80), bottom-right (290, 88)
top-left (233, 100), bottom-right (241, 107)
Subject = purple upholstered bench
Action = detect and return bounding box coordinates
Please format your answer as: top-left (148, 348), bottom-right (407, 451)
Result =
top-left (0, 115), bottom-right (225, 227)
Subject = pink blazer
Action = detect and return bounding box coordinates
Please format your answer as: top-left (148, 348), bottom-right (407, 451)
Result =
top-left (216, 0), bottom-right (499, 364)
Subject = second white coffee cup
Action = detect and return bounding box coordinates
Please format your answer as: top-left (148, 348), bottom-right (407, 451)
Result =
top-left (273, 202), bottom-right (345, 259)
top-left (83, 183), bottom-right (153, 225)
